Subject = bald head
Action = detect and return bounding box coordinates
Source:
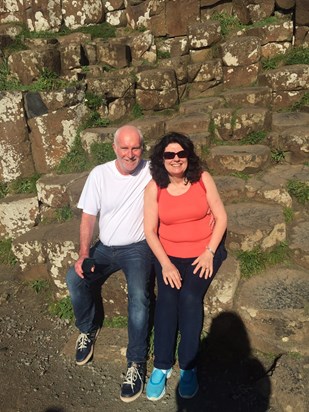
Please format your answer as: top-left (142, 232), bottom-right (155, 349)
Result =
top-left (114, 125), bottom-right (143, 146)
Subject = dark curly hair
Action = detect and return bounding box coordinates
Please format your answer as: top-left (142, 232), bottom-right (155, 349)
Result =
top-left (150, 132), bottom-right (203, 188)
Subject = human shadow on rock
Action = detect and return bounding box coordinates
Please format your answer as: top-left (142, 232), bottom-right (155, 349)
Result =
top-left (176, 311), bottom-right (271, 412)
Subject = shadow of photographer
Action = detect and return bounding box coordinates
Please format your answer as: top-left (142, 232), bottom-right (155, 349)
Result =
top-left (176, 311), bottom-right (271, 412)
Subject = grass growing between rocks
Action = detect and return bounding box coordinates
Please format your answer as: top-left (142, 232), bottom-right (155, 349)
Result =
top-left (49, 296), bottom-right (75, 322)
top-left (287, 179), bottom-right (309, 205)
top-left (55, 206), bottom-right (74, 223)
top-left (262, 46), bottom-right (309, 71)
top-left (237, 241), bottom-right (290, 279)
top-left (283, 207), bottom-right (294, 224)
top-left (56, 130), bottom-right (115, 174)
top-left (0, 62), bottom-right (75, 92)
top-left (271, 149), bottom-right (286, 164)
top-left (104, 316), bottom-right (128, 328)
top-left (0, 174), bottom-right (40, 198)
top-left (29, 279), bottom-right (50, 293)
top-left (90, 141), bottom-right (115, 165)
top-left (56, 136), bottom-right (92, 174)
top-left (240, 130), bottom-right (267, 145)
top-left (230, 171), bottom-right (250, 181)
top-left (0, 239), bottom-right (17, 266)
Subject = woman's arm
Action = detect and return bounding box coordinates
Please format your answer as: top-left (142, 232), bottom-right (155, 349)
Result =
top-left (192, 171), bottom-right (228, 278)
top-left (144, 180), bottom-right (182, 289)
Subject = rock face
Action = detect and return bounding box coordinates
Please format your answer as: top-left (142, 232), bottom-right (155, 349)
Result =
top-left (0, 92), bottom-right (35, 182)
top-left (235, 267), bottom-right (309, 355)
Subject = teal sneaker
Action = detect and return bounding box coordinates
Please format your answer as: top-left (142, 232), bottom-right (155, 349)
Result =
top-left (146, 368), bottom-right (172, 401)
top-left (178, 368), bottom-right (199, 399)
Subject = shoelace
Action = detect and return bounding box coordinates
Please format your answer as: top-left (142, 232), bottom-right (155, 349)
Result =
top-left (76, 333), bottom-right (90, 351)
top-left (123, 365), bottom-right (141, 389)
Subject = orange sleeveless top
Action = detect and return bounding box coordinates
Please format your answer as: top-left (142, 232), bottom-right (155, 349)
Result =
top-left (158, 181), bottom-right (213, 258)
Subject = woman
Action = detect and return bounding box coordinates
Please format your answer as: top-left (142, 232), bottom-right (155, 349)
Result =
top-left (144, 132), bottom-right (227, 400)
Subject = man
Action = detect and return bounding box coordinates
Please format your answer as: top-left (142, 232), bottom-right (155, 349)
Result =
top-left (66, 125), bottom-right (152, 402)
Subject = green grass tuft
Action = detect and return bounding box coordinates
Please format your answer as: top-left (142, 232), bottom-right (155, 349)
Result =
top-left (240, 131), bottom-right (267, 145)
top-left (0, 239), bottom-right (17, 266)
top-left (7, 173), bottom-right (40, 195)
top-left (90, 141), bottom-right (115, 165)
top-left (55, 206), bottom-right (73, 222)
top-left (212, 12), bottom-right (244, 37)
top-left (104, 316), bottom-right (128, 328)
top-left (30, 279), bottom-right (49, 293)
top-left (49, 296), bottom-right (74, 322)
top-left (237, 242), bottom-right (290, 278)
top-left (283, 207), bottom-right (294, 223)
top-left (287, 180), bottom-right (309, 205)
top-left (56, 136), bottom-right (92, 174)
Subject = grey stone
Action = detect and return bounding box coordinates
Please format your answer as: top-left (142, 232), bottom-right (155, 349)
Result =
top-left (235, 266), bottom-right (309, 355)
top-left (24, 92), bottom-right (48, 119)
top-left (226, 202), bottom-right (286, 251)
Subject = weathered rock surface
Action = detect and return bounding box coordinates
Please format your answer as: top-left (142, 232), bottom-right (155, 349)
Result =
top-left (226, 202), bottom-right (286, 251)
top-left (235, 266), bottom-right (309, 355)
top-left (207, 145), bottom-right (271, 174)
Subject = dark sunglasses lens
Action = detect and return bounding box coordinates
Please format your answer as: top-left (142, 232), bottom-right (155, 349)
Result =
top-left (163, 152), bottom-right (175, 159)
top-left (177, 150), bottom-right (187, 158)
top-left (163, 150), bottom-right (187, 160)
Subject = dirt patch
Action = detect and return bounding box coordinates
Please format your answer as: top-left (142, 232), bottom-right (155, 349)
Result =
top-left (0, 277), bottom-right (293, 412)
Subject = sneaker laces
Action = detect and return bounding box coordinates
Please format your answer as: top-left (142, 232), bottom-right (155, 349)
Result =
top-left (123, 364), bottom-right (141, 390)
top-left (76, 333), bottom-right (90, 351)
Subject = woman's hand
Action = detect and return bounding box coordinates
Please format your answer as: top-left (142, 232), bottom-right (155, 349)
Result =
top-left (192, 249), bottom-right (214, 279)
top-left (162, 262), bottom-right (182, 289)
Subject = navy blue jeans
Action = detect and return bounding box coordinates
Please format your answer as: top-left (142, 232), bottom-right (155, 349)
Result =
top-left (66, 240), bottom-right (152, 363)
top-left (153, 241), bottom-right (227, 370)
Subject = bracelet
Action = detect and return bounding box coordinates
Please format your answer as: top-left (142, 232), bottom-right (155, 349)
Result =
top-left (206, 246), bottom-right (215, 256)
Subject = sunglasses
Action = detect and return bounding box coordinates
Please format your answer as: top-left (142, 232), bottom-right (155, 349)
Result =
top-left (163, 150), bottom-right (188, 160)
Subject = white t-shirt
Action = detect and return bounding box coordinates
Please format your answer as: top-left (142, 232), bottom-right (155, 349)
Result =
top-left (78, 159), bottom-right (151, 246)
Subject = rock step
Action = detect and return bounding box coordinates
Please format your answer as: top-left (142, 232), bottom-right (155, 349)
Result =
top-left (178, 86), bottom-right (273, 115)
top-left (271, 111), bottom-right (309, 132)
top-left (207, 144), bottom-right (271, 174)
top-left (235, 266), bottom-right (309, 356)
top-left (226, 202), bottom-right (286, 252)
top-left (267, 126), bottom-right (309, 163)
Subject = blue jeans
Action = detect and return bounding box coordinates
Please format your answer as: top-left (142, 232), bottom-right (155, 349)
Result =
top-left (153, 240), bottom-right (227, 370)
top-left (66, 240), bottom-right (152, 363)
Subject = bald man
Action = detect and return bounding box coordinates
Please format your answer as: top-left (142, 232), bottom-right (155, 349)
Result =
top-left (66, 125), bottom-right (152, 402)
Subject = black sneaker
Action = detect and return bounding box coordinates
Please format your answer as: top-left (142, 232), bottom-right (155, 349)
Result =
top-left (120, 362), bottom-right (146, 402)
top-left (75, 329), bottom-right (99, 366)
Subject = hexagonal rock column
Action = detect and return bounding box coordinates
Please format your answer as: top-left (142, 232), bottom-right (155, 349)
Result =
top-left (135, 68), bottom-right (178, 111)
top-left (207, 145), bottom-right (271, 174)
top-left (165, 113), bottom-right (211, 135)
top-left (211, 107), bottom-right (271, 141)
top-left (235, 266), bottom-right (309, 355)
top-left (226, 202), bottom-right (286, 252)
top-left (220, 36), bottom-right (262, 87)
top-left (258, 64), bottom-right (309, 108)
top-left (0, 194), bottom-right (39, 240)
top-left (204, 256), bottom-right (241, 330)
top-left (267, 127), bottom-right (309, 163)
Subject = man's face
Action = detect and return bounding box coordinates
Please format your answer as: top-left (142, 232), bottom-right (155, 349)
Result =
top-left (113, 129), bottom-right (143, 175)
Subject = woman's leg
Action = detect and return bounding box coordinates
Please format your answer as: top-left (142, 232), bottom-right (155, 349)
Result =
top-left (177, 251), bottom-right (225, 370)
top-left (153, 259), bottom-right (179, 370)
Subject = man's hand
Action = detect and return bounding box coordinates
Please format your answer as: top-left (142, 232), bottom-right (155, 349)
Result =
top-left (75, 256), bottom-right (89, 278)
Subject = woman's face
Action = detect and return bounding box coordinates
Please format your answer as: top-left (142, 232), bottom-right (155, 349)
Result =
top-left (163, 143), bottom-right (188, 178)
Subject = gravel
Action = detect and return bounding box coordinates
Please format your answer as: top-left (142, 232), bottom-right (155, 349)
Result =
top-left (0, 278), bottom-right (281, 412)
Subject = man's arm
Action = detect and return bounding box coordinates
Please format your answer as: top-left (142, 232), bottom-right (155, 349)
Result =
top-left (74, 212), bottom-right (97, 278)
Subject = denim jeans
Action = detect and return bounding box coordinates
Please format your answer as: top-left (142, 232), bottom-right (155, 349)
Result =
top-left (66, 239), bottom-right (152, 363)
top-left (153, 240), bottom-right (227, 370)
